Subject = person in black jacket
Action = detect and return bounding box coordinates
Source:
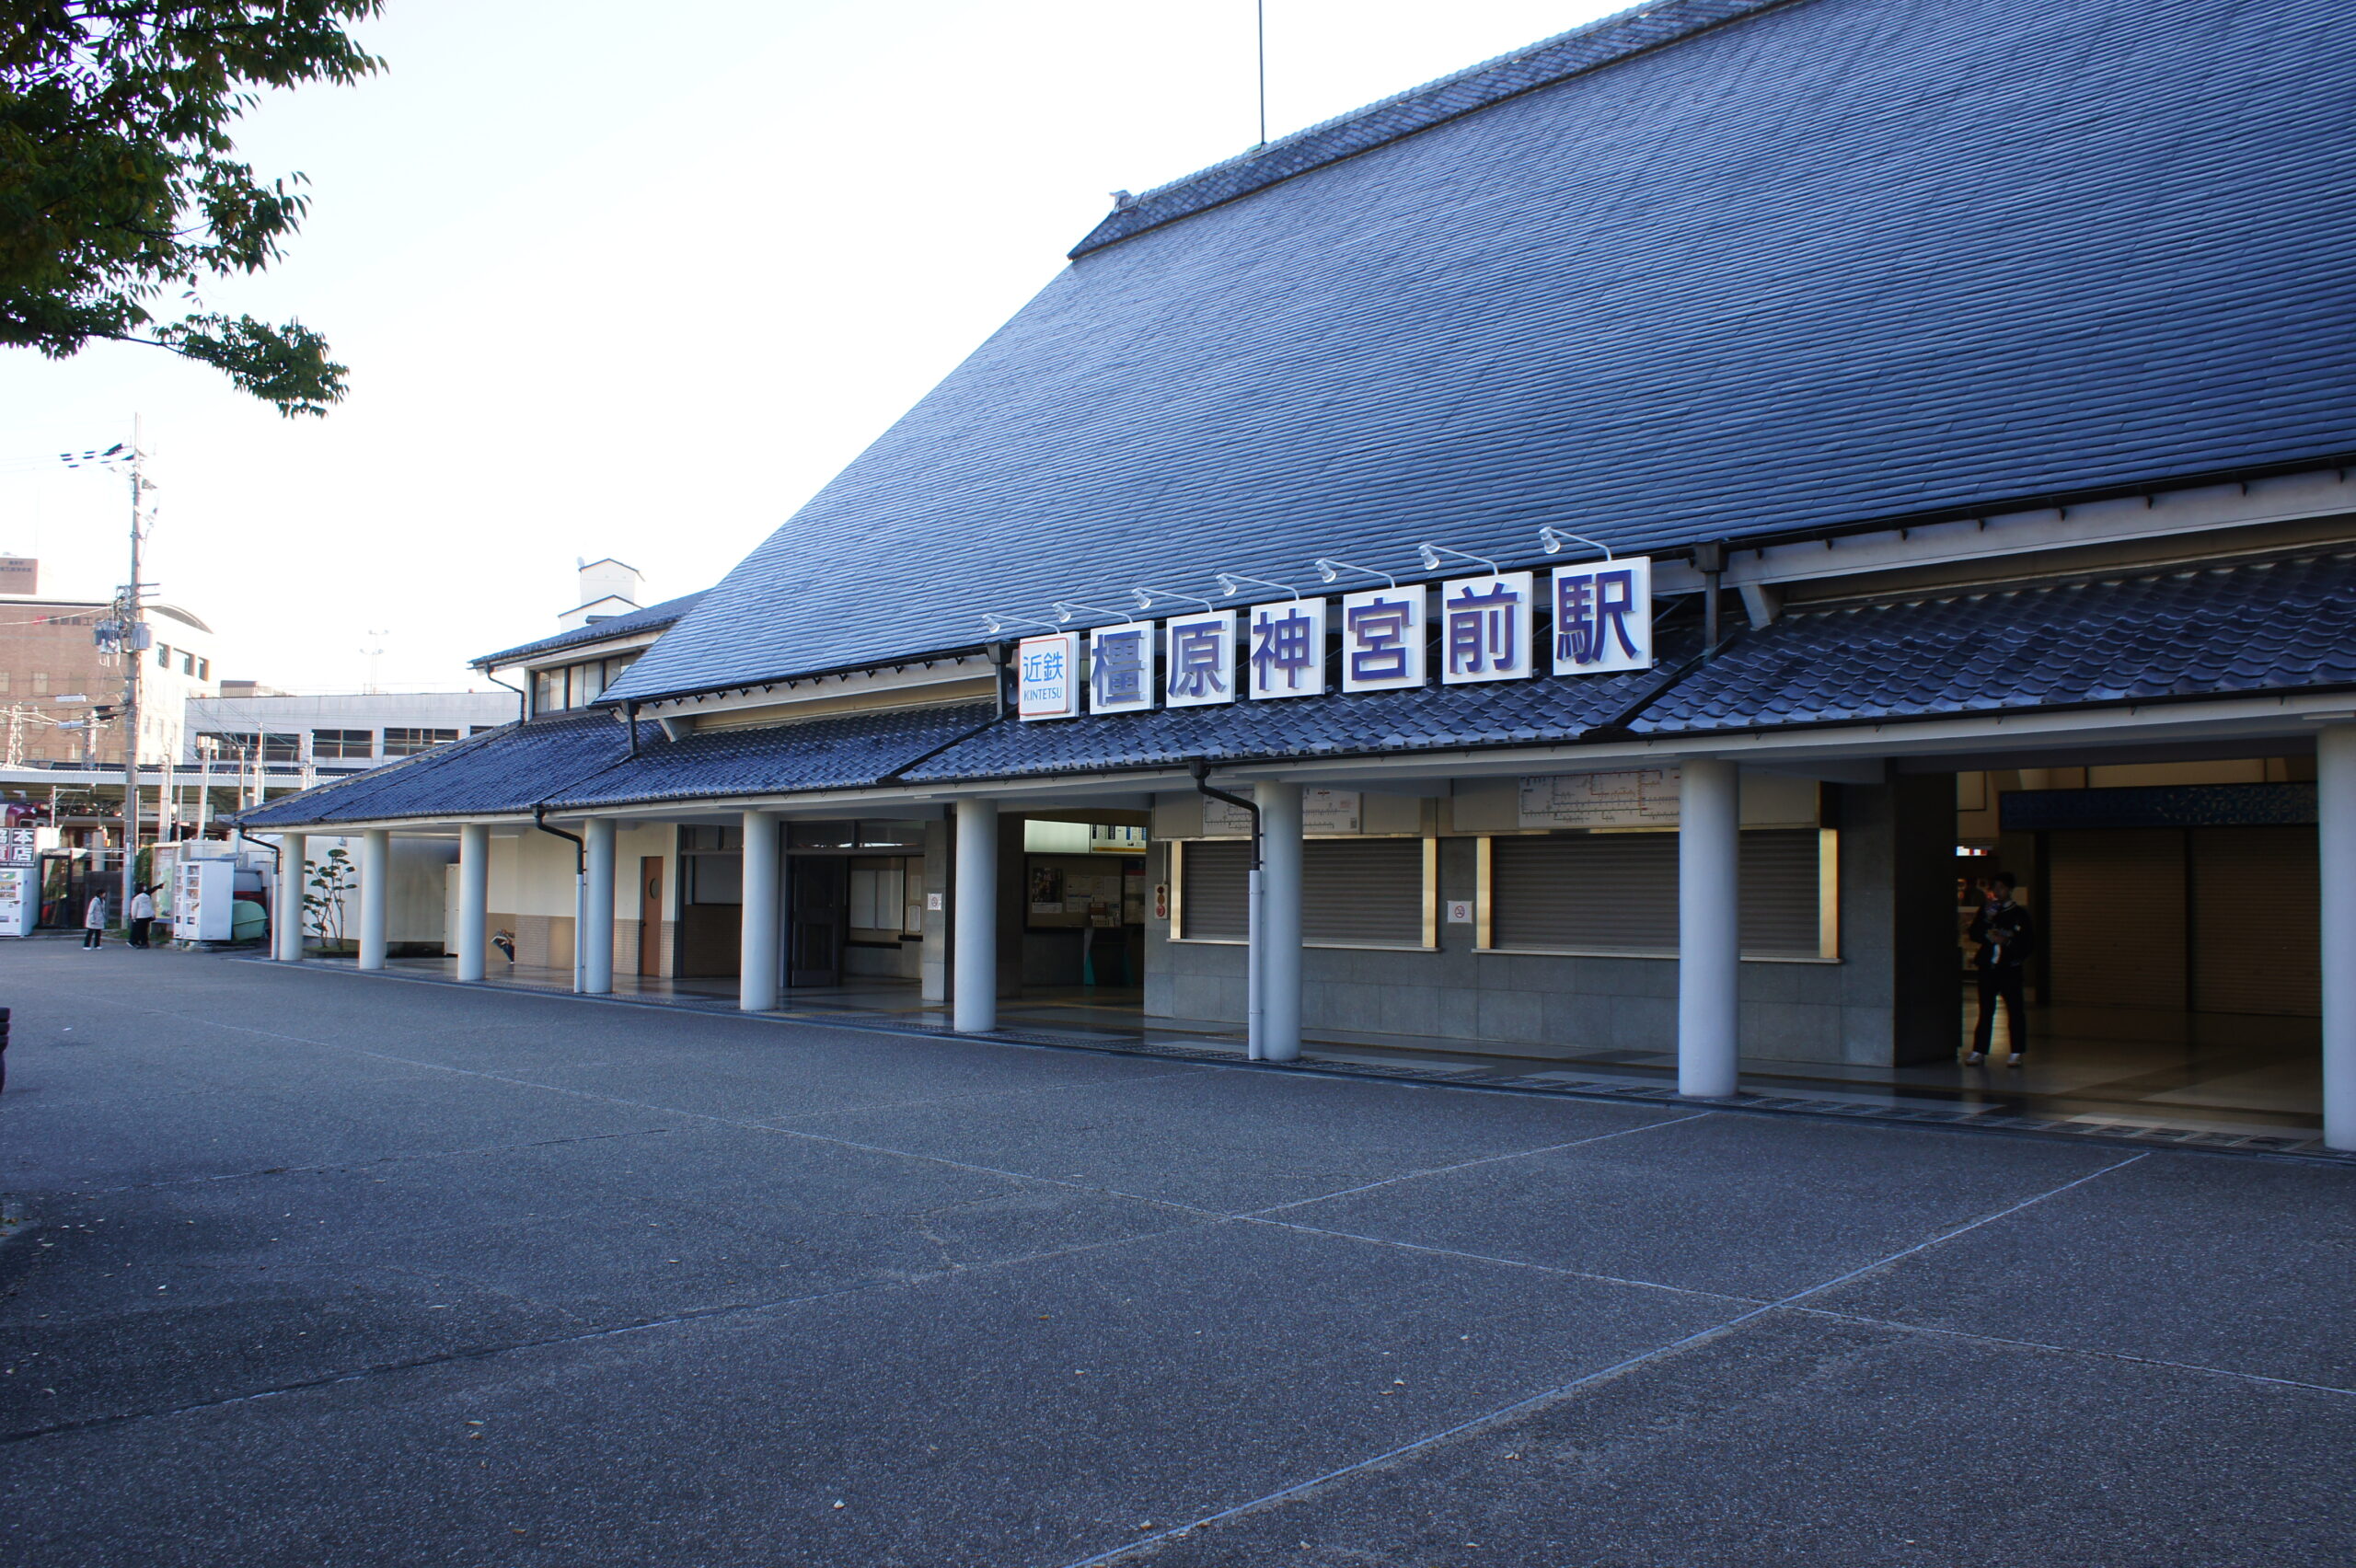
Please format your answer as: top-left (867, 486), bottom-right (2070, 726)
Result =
top-left (1966, 870), bottom-right (2035, 1066)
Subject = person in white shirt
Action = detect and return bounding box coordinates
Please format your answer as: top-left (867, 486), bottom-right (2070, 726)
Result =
top-left (82, 892), bottom-right (107, 949)
top-left (128, 886), bottom-right (158, 949)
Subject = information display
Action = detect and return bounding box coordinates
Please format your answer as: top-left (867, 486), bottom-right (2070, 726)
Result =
top-left (1518, 767), bottom-right (1681, 829)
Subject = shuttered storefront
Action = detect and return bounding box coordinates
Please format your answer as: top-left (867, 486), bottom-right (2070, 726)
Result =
top-left (1486, 829), bottom-right (1825, 957)
top-left (1176, 838), bottom-right (1428, 946)
top-left (2190, 826), bottom-right (2318, 1017)
top-left (2046, 829), bottom-right (2187, 1010)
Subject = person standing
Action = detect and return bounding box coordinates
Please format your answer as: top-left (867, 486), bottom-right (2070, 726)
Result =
top-left (81, 890), bottom-right (108, 949)
top-left (1966, 870), bottom-right (2035, 1066)
top-left (127, 885), bottom-right (157, 949)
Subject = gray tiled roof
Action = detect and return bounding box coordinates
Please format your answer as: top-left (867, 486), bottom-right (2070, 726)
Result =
top-left (606, 0), bottom-right (2356, 709)
top-left (235, 703), bottom-right (999, 827)
top-left (471, 592), bottom-right (707, 671)
top-left (238, 554), bottom-right (2356, 825)
top-left (545, 704), bottom-right (995, 809)
top-left (236, 711), bottom-right (643, 826)
top-left (1068, 0), bottom-right (1780, 259)
top-left (1634, 552), bottom-right (2356, 733)
top-left (901, 657), bottom-right (1691, 783)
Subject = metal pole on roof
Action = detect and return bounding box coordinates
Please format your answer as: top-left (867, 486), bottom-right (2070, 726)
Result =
top-left (1255, 0), bottom-right (1267, 148)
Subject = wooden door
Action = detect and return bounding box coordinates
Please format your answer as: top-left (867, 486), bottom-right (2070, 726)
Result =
top-left (637, 857), bottom-right (664, 976)
top-left (788, 857), bottom-right (846, 987)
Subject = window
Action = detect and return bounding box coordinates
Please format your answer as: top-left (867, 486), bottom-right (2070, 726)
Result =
top-left (0, 672), bottom-right (9, 695)
top-left (197, 658), bottom-right (208, 679)
top-left (32, 672), bottom-right (48, 695)
top-left (381, 727), bottom-right (457, 756)
top-left (1175, 838), bottom-right (1432, 947)
top-left (469, 725), bottom-right (502, 736)
top-left (1484, 829), bottom-right (1831, 958)
top-left (260, 732), bottom-right (299, 764)
top-left (312, 729), bottom-right (374, 759)
top-left (156, 644), bottom-right (171, 668)
top-left (848, 858), bottom-right (910, 940)
top-left (182, 653), bottom-right (196, 675)
top-left (686, 852), bottom-right (742, 905)
top-left (530, 651), bottom-right (643, 715)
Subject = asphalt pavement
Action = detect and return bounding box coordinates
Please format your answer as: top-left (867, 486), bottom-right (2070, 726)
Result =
top-left (2, 941), bottom-right (2350, 1566)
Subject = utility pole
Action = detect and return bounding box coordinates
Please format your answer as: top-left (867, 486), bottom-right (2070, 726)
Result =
top-left (119, 417), bottom-right (155, 924)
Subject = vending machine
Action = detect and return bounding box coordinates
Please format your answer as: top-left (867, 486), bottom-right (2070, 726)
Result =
top-left (0, 825), bottom-right (56, 938)
top-left (173, 857), bottom-right (238, 943)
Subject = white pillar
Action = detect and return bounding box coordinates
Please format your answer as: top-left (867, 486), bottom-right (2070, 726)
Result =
top-left (953, 798), bottom-right (998, 1032)
top-left (739, 810), bottom-right (780, 1011)
top-left (357, 828), bottom-right (389, 972)
top-left (1677, 757), bottom-right (1741, 1098)
top-left (582, 818), bottom-right (617, 995)
top-left (1256, 781), bottom-right (1303, 1063)
top-left (275, 833), bottom-right (306, 962)
top-left (2321, 725), bottom-right (2356, 1150)
top-left (456, 823), bottom-right (490, 983)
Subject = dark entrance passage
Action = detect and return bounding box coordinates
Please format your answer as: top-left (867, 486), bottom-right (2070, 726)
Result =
top-left (788, 855), bottom-right (846, 987)
top-left (1951, 762), bottom-right (2323, 1130)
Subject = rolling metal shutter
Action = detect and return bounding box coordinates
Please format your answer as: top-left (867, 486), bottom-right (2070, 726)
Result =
top-left (2046, 829), bottom-right (2186, 1010)
top-left (1303, 839), bottom-right (1426, 945)
top-left (1493, 833), bottom-right (1678, 951)
top-left (1488, 830), bottom-right (1820, 955)
top-left (1738, 830), bottom-right (1825, 959)
top-left (1177, 841), bottom-right (1249, 940)
top-left (2189, 825), bottom-right (2319, 1017)
top-left (1178, 838), bottom-right (1426, 944)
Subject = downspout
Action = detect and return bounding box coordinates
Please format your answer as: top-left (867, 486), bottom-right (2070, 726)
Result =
top-left (1190, 759), bottom-right (1265, 1060)
top-left (235, 824), bottom-right (282, 877)
top-left (624, 700), bottom-right (641, 759)
top-left (987, 641), bottom-right (1011, 721)
top-left (533, 804), bottom-right (588, 992)
top-left (236, 823), bottom-right (283, 948)
top-left (484, 667), bottom-right (527, 723)
top-left (1692, 539), bottom-right (1728, 658)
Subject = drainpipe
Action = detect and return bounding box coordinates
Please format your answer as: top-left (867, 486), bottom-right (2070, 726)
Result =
top-left (987, 641), bottom-right (1011, 721)
top-left (532, 804), bottom-right (587, 992)
top-left (484, 668), bottom-right (527, 723)
top-left (236, 824), bottom-right (282, 951)
top-left (624, 700), bottom-right (641, 759)
top-left (1190, 759), bottom-right (1265, 1060)
top-left (1692, 539), bottom-right (1728, 658)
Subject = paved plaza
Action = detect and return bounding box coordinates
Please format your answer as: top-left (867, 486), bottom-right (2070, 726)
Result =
top-left (1, 943), bottom-right (2350, 1566)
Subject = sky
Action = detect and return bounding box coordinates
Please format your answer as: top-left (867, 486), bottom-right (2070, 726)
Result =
top-left (0, 0), bottom-right (1622, 693)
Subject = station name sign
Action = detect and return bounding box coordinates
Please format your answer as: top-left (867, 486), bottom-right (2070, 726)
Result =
top-left (1017, 559), bottom-right (1652, 721)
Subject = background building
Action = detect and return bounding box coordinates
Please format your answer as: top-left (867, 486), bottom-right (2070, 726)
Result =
top-left (0, 594), bottom-right (218, 767)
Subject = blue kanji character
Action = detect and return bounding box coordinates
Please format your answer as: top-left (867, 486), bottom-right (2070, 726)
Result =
top-left (1022, 645), bottom-right (1065, 685)
top-left (1346, 596), bottom-right (1415, 683)
top-left (1250, 605), bottom-right (1319, 692)
top-left (1446, 581), bottom-right (1522, 675)
top-left (1092, 628), bottom-right (1147, 706)
top-left (1169, 620), bottom-right (1229, 698)
top-left (1557, 569), bottom-right (1640, 665)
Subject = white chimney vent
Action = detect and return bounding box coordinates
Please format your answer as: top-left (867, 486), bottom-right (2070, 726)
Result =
top-left (558, 557), bottom-right (646, 629)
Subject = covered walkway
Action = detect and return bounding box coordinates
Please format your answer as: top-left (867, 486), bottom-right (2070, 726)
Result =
top-left (290, 953), bottom-right (2343, 1159)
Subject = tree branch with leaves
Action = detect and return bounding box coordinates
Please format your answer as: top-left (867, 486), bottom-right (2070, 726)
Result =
top-left (0, 1), bottom-right (381, 415)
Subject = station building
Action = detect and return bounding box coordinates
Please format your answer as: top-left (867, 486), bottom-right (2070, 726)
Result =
top-left (240, 0), bottom-right (2356, 1148)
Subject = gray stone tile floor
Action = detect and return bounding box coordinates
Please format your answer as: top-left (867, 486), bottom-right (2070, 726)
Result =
top-left (2, 943), bottom-right (2350, 1566)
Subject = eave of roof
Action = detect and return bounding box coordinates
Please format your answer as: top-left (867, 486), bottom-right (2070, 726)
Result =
top-left (470, 591), bottom-right (707, 671)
